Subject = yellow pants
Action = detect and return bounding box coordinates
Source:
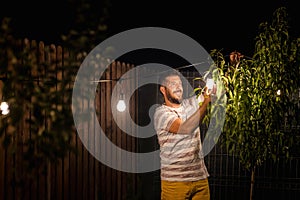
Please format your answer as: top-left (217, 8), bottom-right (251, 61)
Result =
top-left (161, 178), bottom-right (210, 200)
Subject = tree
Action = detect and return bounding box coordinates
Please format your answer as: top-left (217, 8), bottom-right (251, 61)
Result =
top-left (0, 17), bottom-right (77, 199)
top-left (0, 1), bottom-right (113, 199)
top-left (208, 7), bottom-right (299, 200)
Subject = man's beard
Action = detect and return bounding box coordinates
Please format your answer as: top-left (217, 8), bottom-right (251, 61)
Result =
top-left (166, 88), bottom-right (182, 104)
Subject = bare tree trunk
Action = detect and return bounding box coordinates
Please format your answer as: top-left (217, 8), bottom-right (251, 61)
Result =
top-left (250, 167), bottom-right (255, 200)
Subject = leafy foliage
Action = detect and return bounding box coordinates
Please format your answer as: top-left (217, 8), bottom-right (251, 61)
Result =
top-left (0, 1), bottom-right (113, 195)
top-left (0, 18), bottom-right (77, 181)
top-left (205, 7), bottom-right (300, 200)
top-left (193, 6), bottom-right (299, 200)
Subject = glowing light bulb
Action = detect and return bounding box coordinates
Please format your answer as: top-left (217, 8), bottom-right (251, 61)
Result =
top-left (0, 102), bottom-right (9, 115)
top-left (276, 90), bottom-right (281, 96)
top-left (117, 94), bottom-right (126, 112)
top-left (2, 109), bottom-right (9, 115)
top-left (0, 102), bottom-right (9, 111)
top-left (206, 78), bottom-right (214, 90)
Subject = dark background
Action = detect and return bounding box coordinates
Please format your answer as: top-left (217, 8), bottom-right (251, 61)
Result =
top-left (1, 0), bottom-right (299, 58)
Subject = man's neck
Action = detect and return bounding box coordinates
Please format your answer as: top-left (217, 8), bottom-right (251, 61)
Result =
top-left (164, 101), bottom-right (181, 108)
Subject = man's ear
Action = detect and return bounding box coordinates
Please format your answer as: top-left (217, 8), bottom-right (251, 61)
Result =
top-left (160, 86), bottom-right (166, 95)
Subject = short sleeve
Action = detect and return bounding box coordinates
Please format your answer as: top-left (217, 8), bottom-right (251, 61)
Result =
top-left (153, 106), bottom-right (179, 135)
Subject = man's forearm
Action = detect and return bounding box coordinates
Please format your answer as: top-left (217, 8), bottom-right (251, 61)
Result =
top-left (177, 99), bottom-right (209, 134)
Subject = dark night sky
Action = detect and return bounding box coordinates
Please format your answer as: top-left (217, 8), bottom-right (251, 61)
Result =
top-left (108, 0), bottom-right (299, 56)
top-left (1, 0), bottom-right (299, 60)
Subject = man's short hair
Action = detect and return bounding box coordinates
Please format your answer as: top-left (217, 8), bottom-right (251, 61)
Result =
top-left (158, 69), bottom-right (181, 86)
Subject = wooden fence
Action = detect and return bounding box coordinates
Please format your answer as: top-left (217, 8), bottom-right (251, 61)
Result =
top-left (0, 39), bottom-right (139, 200)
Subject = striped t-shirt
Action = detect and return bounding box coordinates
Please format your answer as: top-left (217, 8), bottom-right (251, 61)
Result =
top-left (153, 96), bottom-right (209, 182)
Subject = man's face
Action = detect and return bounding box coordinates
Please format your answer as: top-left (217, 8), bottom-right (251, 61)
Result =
top-left (164, 75), bottom-right (183, 104)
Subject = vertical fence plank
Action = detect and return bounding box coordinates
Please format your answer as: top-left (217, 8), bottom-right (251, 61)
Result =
top-left (77, 108), bottom-right (83, 200)
top-left (56, 45), bottom-right (71, 200)
top-left (128, 63), bottom-right (135, 199)
top-left (89, 81), bottom-right (96, 200)
top-left (63, 49), bottom-right (77, 200)
top-left (132, 63), bottom-right (139, 198)
top-left (95, 75), bottom-right (102, 200)
top-left (121, 62), bottom-right (128, 199)
top-left (115, 61), bottom-right (122, 200)
top-left (37, 40), bottom-right (47, 200)
top-left (85, 58), bottom-right (92, 200)
top-left (83, 81), bottom-right (90, 200)
top-left (105, 64), bottom-right (112, 200)
top-left (5, 131), bottom-right (13, 200)
top-left (98, 67), bottom-right (107, 200)
top-left (110, 61), bottom-right (117, 200)
top-left (127, 62), bottom-right (137, 199)
top-left (51, 43), bottom-right (65, 200)
top-left (20, 38), bottom-right (32, 200)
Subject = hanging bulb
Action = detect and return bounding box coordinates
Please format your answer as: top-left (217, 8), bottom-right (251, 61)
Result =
top-left (117, 93), bottom-right (126, 112)
top-left (276, 89), bottom-right (281, 96)
top-left (206, 78), bottom-right (216, 95)
top-left (0, 101), bottom-right (9, 111)
top-left (206, 78), bottom-right (214, 91)
top-left (0, 101), bottom-right (9, 115)
top-left (2, 109), bottom-right (9, 115)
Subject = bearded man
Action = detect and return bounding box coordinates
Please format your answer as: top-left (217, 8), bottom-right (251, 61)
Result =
top-left (154, 70), bottom-right (212, 200)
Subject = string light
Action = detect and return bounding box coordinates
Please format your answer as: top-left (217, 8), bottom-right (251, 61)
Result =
top-left (276, 89), bottom-right (281, 96)
top-left (206, 78), bottom-right (214, 90)
top-left (90, 61), bottom-right (209, 83)
top-left (93, 56), bottom-right (253, 111)
top-left (116, 93), bottom-right (126, 112)
top-left (0, 101), bottom-right (10, 115)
